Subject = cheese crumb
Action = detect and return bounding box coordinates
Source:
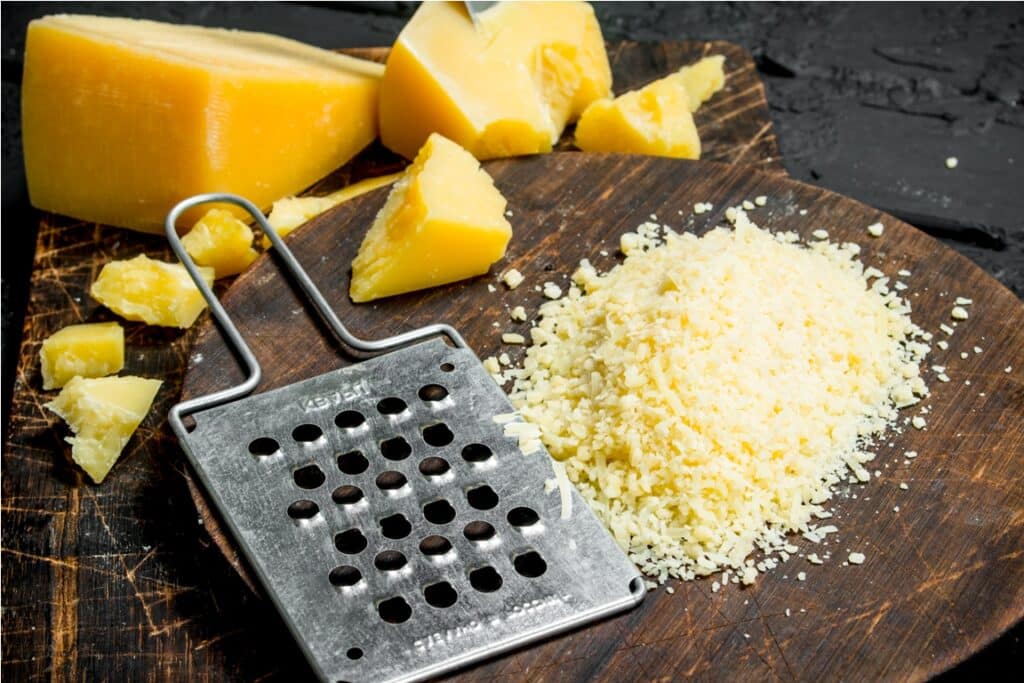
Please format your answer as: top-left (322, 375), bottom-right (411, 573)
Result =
top-left (1006, 366), bottom-right (1013, 373)
top-left (848, 552), bottom-right (866, 565)
top-left (487, 284), bottom-right (497, 293)
top-left (912, 416), bottom-right (927, 429)
top-left (742, 200), bottom-right (755, 211)
top-left (807, 554), bottom-right (823, 565)
top-left (955, 297), bottom-right (973, 306)
top-left (973, 346), bottom-right (982, 354)
top-left (502, 269), bottom-right (525, 290)
top-left (542, 282), bottom-right (563, 300)
top-left (950, 306), bottom-right (969, 320)
top-left (937, 341), bottom-right (949, 350)
top-left (899, 482), bottom-right (909, 490)
top-left (482, 356), bottom-right (501, 374)
top-left (867, 222), bottom-right (885, 237)
top-left (501, 333), bottom-right (526, 345)
top-left (510, 306), bottom-right (528, 322)
top-left (940, 324), bottom-right (955, 335)
top-left (755, 195), bottom-right (768, 207)
top-left (812, 229), bottom-right (829, 240)
top-left (945, 156), bottom-right (959, 169)
top-left (797, 571), bottom-right (806, 581)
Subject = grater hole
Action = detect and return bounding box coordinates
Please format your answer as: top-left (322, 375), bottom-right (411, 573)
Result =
top-left (335, 410), bottom-right (365, 429)
top-left (513, 550), bottom-right (547, 578)
top-left (463, 521), bottom-right (496, 542)
top-left (424, 581), bottom-right (458, 608)
top-left (292, 423), bottom-right (323, 442)
top-left (507, 507), bottom-right (540, 527)
top-left (376, 397), bottom-right (407, 415)
top-left (293, 464), bottom-right (325, 489)
top-left (422, 423), bottom-right (454, 447)
top-left (380, 513), bottom-right (412, 539)
top-left (346, 648), bottom-right (363, 660)
top-left (466, 485), bottom-right (499, 510)
top-left (337, 450), bottom-right (369, 475)
top-left (335, 529), bottom-right (368, 554)
top-left (332, 485), bottom-right (364, 505)
top-left (380, 436), bottom-right (412, 461)
top-left (329, 565), bottom-right (362, 587)
top-left (419, 535), bottom-right (453, 556)
top-left (418, 384), bottom-right (449, 402)
top-left (440, 362), bottom-right (455, 372)
top-left (461, 443), bottom-right (493, 463)
top-left (182, 415), bottom-right (197, 433)
top-left (248, 437), bottom-right (279, 457)
top-left (418, 456), bottom-right (450, 477)
top-left (374, 550), bottom-right (408, 571)
top-left (423, 499), bottom-right (456, 525)
top-left (378, 596), bottom-right (412, 624)
top-left (376, 471), bottom-right (408, 491)
top-left (287, 500), bottom-right (319, 520)
top-left (469, 566), bottom-right (503, 593)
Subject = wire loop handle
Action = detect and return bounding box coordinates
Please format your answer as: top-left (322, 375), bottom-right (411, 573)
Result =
top-left (165, 192), bottom-right (466, 431)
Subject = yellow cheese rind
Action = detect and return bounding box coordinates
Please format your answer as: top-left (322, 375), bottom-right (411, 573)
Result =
top-left (263, 173), bottom-right (403, 248)
top-left (575, 71), bottom-right (702, 159)
top-left (39, 322), bottom-right (124, 390)
top-left (90, 255), bottom-right (215, 328)
top-left (511, 216), bottom-right (930, 582)
top-left (22, 14), bottom-right (383, 233)
top-left (350, 134), bottom-right (512, 302)
top-left (379, 1), bottom-right (611, 160)
top-left (182, 209), bottom-right (259, 278)
top-left (46, 375), bottom-right (162, 483)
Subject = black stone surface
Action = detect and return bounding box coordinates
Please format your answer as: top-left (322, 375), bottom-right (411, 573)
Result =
top-left (1, 2), bottom-right (1021, 679)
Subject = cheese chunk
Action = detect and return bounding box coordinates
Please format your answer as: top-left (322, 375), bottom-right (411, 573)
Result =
top-left (674, 56), bottom-right (727, 112)
top-left (91, 255), bottom-right (215, 328)
top-left (182, 209), bottom-right (259, 278)
top-left (22, 14), bottom-right (383, 233)
top-left (350, 134), bottom-right (511, 302)
top-left (263, 173), bottom-right (403, 247)
top-left (46, 376), bottom-right (162, 483)
top-left (574, 70), bottom-right (702, 159)
top-left (39, 322), bottom-right (124, 390)
top-left (379, 1), bottom-right (611, 160)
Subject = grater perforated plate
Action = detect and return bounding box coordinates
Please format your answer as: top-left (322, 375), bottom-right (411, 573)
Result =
top-left (165, 194), bottom-right (644, 682)
top-left (180, 339), bottom-right (643, 682)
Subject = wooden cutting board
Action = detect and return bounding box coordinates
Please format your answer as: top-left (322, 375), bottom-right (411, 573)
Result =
top-left (182, 154), bottom-right (1024, 682)
top-left (1, 41), bottom-right (788, 682)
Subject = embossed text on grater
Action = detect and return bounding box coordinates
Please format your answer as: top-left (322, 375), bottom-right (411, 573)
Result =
top-left (165, 194), bottom-right (644, 683)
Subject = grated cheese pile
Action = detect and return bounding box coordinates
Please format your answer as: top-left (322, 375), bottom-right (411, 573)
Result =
top-left (509, 211), bottom-right (930, 583)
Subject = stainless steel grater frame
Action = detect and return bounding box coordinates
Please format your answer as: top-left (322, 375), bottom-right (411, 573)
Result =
top-left (165, 193), bottom-right (645, 683)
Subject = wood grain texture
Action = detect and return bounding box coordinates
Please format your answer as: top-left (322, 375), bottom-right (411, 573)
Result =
top-left (183, 154), bottom-right (1024, 682)
top-left (1, 42), bottom-right (782, 681)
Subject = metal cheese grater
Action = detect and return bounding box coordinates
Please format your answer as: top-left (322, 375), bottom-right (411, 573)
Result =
top-left (165, 194), bottom-right (645, 683)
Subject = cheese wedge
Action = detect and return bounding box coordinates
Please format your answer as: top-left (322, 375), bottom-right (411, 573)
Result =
top-left (263, 173), bottom-right (403, 247)
top-left (575, 72), bottom-right (702, 159)
top-left (39, 322), bottom-right (124, 390)
top-left (674, 55), bottom-right (727, 112)
top-left (379, 1), bottom-right (611, 160)
top-left (46, 376), bottom-right (162, 483)
top-left (350, 134), bottom-right (511, 302)
top-left (90, 255), bottom-right (215, 328)
top-left (22, 14), bottom-right (383, 233)
top-left (182, 209), bottom-right (259, 278)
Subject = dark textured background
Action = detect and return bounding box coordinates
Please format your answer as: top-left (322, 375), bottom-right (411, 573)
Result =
top-left (2, 2), bottom-right (1022, 679)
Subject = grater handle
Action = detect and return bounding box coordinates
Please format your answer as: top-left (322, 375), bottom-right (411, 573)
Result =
top-left (164, 193), bottom-right (467, 427)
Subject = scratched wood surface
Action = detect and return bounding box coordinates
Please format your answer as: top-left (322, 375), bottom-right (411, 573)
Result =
top-left (0, 42), bottom-right (782, 681)
top-left (184, 155), bottom-right (1024, 682)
